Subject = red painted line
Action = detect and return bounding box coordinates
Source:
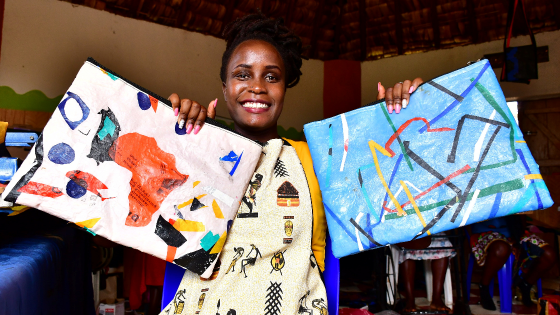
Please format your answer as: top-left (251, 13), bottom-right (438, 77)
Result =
top-left (385, 117), bottom-right (454, 156)
top-left (384, 164), bottom-right (471, 213)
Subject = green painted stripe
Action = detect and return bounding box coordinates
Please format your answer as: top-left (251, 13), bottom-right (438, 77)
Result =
top-left (381, 103), bottom-right (414, 171)
top-left (0, 86), bottom-right (63, 112)
top-left (463, 81), bottom-right (518, 173)
top-left (384, 178), bottom-right (524, 220)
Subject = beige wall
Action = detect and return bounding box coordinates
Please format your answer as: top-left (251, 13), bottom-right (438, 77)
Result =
top-left (0, 0), bottom-right (324, 130)
top-left (362, 30), bottom-right (560, 104)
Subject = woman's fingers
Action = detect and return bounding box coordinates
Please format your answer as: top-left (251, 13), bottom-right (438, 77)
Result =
top-left (401, 80), bottom-right (412, 109)
top-left (392, 82), bottom-right (403, 114)
top-left (377, 82), bottom-right (385, 100)
top-left (169, 93), bottom-right (181, 117)
top-left (207, 98), bottom-right (217, 120)
top-left (184, 100), bottom-right (202, 134)
top-left (410, 78), bottom-right (423, 94)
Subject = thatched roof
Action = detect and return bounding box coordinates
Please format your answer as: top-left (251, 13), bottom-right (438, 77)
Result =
top-left (63, 0), bottom-right (560, 61)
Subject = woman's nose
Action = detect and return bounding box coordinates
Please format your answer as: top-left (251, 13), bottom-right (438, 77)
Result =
top-left (248, 78), bottom-right (266, 94)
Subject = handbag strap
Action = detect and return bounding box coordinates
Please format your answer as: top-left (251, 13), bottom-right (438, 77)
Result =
top-left (501, 0), bottom-right (536, 80)
top-left (504, 0), bottom-right (536, 49)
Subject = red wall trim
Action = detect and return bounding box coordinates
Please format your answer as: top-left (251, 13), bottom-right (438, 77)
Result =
top-left (323, 60), bottom-right (361, 119)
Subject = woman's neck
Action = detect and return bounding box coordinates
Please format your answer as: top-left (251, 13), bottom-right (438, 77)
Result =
top-left (234, 124), bottom-right (280, 143)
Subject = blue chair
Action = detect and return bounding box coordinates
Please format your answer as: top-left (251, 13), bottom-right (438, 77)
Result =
top-left (466, 253), bottom-right (542, 313)
top-left (162, 232), bottom-right (341, 314)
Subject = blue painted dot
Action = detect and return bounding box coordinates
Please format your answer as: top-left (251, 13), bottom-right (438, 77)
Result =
top-left (48, 143), bottom-right (75, 165)
top-left (175, 122), bottom-right (186, 135)
top-left (137, 92), bottom-right (151, 110)
top-left (227, 220), bottom-right (233, 231)
top-left (66, 180), bottom-right (87, 199)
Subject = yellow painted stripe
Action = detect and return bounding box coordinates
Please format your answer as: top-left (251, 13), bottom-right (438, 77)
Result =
top-left (177, 194), bottom-right (207, 209)
top-left (525, 174), bottom-right (543, 180)
top-left (515, 140), bottom-right (526, 143)
top-left (368, 140), bottom-right (405, 216)
top-left (193, 181), bottom-right (201, 188)
top-left (75, 217), bottom-right (101, 229)
top-left (209, 232), bottom-right (227, 254)
top-left (173, 219), bottom-right (205, 232)
top-left (400, 180), bottom-right (431, 235)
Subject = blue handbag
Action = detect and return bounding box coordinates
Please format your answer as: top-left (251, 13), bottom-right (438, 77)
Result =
top-left (304, 59), bottom-right (553, 258)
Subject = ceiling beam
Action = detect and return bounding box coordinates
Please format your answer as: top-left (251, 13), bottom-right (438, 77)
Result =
top-left (394, 0), bottom-right (404, 55)
top-left (221, 0), bottom-right (238, 36)
top-left (174, 0), bottom-right (190, 27)
top-left (333, 0), bottom-right (344, 59)
top-left (429, 0), bottom-right (440, 49)
top-left (466, 0), bottom-right (478, 44)
top-left (552, 0), bottom-right (560, 31)
top-left (262, 0), bottom-right (271, 15)
top-left (285, 0), bottom-right (297, 27)
top-left (359, 0), bottom-right (367, 60)
top-left (310, 0), bottom-right (326, 59)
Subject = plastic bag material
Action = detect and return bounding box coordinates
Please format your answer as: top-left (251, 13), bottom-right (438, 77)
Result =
top-left (0, 58), bottom-right (262, 278)
top-left (304, 59), bottom-right (553, 258)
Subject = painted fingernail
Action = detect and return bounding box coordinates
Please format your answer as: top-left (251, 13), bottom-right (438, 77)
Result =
top-left (395, 104), bottom-right (401, 114)
top-left (178, 119), bottom-right (185, 129)
top-left (193, 125), bottom-right (201, 135)
top-left (378, 82), bottom-right (381, 92)
top-left (409, 86), bottom-right (414, 94)
top-left (174, 108), bottom-right (179, 116)
top-left (402, 99), bottom-right (408, 109)
top-left (388, 105), bottom-right (394, 114)
top-left (214, 98), bottom-right (218, 108)
top-left (186, 124), bottom-right (193, 134)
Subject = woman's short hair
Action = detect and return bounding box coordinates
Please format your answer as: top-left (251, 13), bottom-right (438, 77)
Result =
top-left (220, 13), bottom-right (305, 89)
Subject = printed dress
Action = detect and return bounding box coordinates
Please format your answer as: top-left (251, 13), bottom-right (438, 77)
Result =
top-left (160, 139), bottom-right (327, 315)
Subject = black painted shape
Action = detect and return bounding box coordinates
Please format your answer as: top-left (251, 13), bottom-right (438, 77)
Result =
top-left (190, 198), bottom-right (205, 211)
top-left (404, 141), bottom-right (462, 195)
top-left (264, 282), bottom-right (283, 315)
top-left (358, 169), bottom-right (364, 186)
top-left (5, 134), bottom-right (44, 202)
top-left (349, 218), bottom-right (382, 246)
top-left (447, 114), bottom-right (510, 163)
top-left (87, 108), bottom-right (121, 165)
top-left (427, 81), bottom-right (465, 102)
top-left (155, 215), bottom-right (187, 248)
top-left (274, 159), bottom-right (289, 178)
top-left (412, 198), bottom-right (458, 240)
top-left (450, 126), bottom-right (502, 222)
top-left (174, 248), bottom-right (218, 275)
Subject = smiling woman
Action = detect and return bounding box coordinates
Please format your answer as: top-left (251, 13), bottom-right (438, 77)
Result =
top-left (162, 12), bottom-right (422, 315)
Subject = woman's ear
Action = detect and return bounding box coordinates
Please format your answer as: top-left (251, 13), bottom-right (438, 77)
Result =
top-left (222, 82), bottom-right (227, 102)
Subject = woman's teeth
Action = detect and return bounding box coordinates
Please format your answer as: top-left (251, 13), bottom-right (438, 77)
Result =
top-left (242, 102), bottom-right (269, 108)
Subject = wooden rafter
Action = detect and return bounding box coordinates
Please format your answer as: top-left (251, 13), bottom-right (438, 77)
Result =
top-left (429, 0), bottom-right (440, 49)
top-left (174, 0), bottom-right (190, 27)
top-left (394, 0), bottom-right (404, 55)
top-left (552, 0), bottom-right (560, 30)
top-left (466, 0), bottom-right (478, 44)
top-left (310, 0), bottom-right (326, 59)
top-left (221, 0), bottom-right (238, 36)
top-left (332, 0), bottom-right (344, 59)
top-left (285, 0), bottom-right (298, 27)
top-left (359, 0), bottom-right (367, 60)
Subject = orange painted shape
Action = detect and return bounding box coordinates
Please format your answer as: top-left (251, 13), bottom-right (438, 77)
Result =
top-left (212, 200), bottom-right (224, 219)
top-left (75, 217), bottom-right (101, 229)
top-left (166, 245), bottom-right (177, 262)
top-left (169, 218), bottom-right (176, 225)
top-left (18, 181), bottom-right (63, 198)
top-left (173, 219), bottom-right (205, 232)
top-left (193, 181), bottom-right (201, 188)
top-left (109, 133), bottom-right (188, 227)
top-left (149, 95), bottom-right (158, 112)
top-left (66, 170), bottom-right (109, 200)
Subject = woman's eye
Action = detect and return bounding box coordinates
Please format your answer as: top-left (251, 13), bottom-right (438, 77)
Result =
top-left (266, 74), bottom-right (277, 82)
top-left (235, 73), bottom-right (250, 80)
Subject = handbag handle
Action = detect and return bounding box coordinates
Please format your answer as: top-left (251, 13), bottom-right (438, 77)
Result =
top-left (501, 0), bottom-right (537, 80)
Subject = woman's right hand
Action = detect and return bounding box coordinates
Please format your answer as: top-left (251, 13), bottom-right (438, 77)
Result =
top-left (168, 93), bottom-right (217, 135)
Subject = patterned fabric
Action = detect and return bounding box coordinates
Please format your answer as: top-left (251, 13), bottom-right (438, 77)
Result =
top-left (396, 233), bottom-right (456, 264)
top-left (160, 139), bottom-right (327, 315)
top-left (470, 230), bottom-right (548, 267)
top-left (470, 231), bottom-right (511, 266)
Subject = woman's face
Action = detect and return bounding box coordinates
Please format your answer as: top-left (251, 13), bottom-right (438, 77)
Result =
top-left (222, 39), bottom-right (286, 140)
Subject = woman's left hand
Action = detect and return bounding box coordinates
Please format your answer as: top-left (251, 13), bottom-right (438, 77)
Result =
top-left (377, 78), bottom-right (423, 114)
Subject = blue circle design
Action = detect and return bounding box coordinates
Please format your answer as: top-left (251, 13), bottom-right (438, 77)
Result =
top-left (137, 92), bottom-right (151, 110)
top-left (48, 143), bottom-right (75, 165)
top-left (66, 180), bottom-right (87, 199)
top-left (175, 122), bottom-right (186, 135)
